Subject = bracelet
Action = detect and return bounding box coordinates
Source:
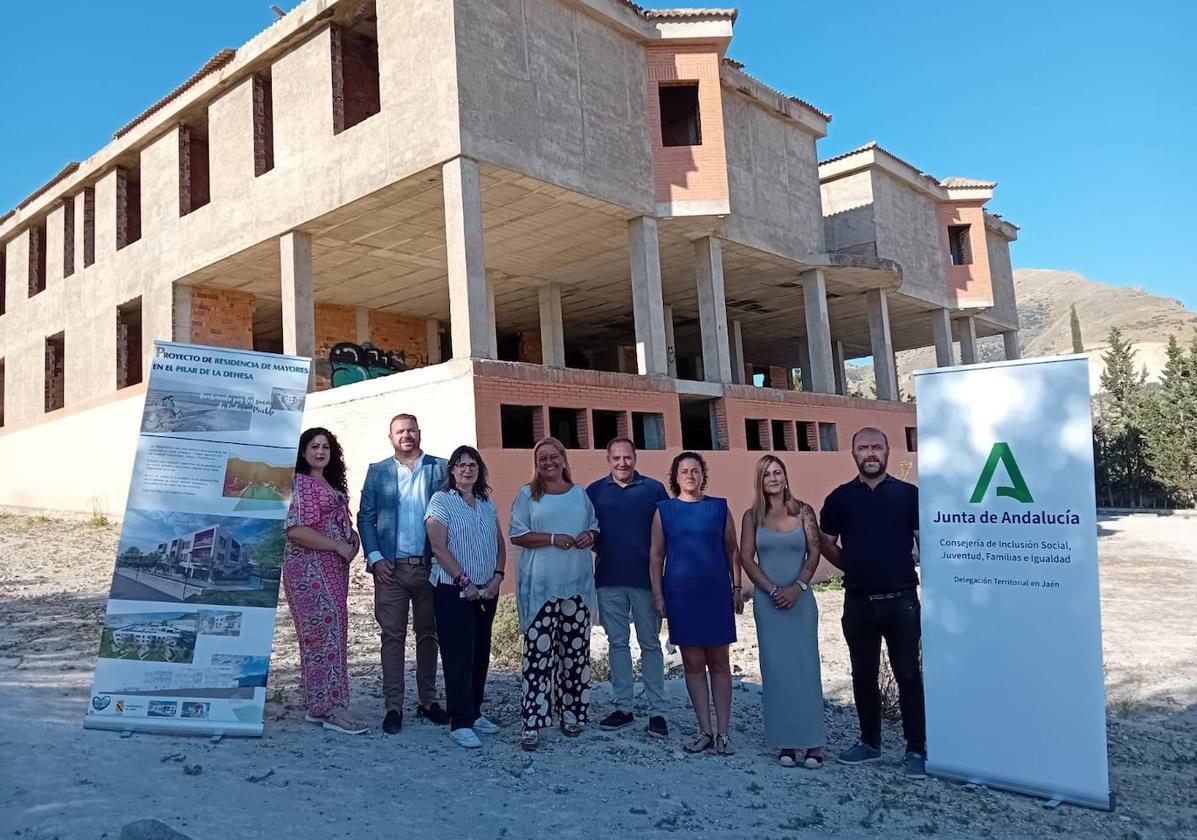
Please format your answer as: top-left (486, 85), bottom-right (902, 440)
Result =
top-left (494, 570), bottom-right (506, 579)
top-left (549, 533), bottom-right (557, 547)
top-left (454, 572), bottom-right (473, 589)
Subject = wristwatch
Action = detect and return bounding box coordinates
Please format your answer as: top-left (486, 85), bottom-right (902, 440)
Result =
top-left (798, 580), bottom-right (810, 592)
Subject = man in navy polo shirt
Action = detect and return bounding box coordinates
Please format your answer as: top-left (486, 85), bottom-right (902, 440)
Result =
top-left (820, 426), bottom-right (926, 779)
top-left (586, 437), bottom-right (671, 738)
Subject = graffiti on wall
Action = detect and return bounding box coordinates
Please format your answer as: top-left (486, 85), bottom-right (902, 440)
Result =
top-left (323, 342), bottom-right (414, 387)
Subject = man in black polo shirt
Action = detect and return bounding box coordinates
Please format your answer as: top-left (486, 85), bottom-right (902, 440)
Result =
top-left (820, 426), bottom-right (926, 779)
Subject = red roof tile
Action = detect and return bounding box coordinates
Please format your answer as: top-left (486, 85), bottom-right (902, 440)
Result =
top-left (113, 49), bottom-right (237, 140)
top-left (721, 58), bottom-right (831, 122)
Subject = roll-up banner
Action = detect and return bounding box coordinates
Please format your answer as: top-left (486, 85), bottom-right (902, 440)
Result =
top-left (914, 355), bottom-right (1112, 810)
top-left (85, 341), bottom-right (311, 737)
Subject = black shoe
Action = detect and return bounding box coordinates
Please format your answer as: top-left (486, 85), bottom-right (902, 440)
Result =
top-left (647, 716), bottom-right (668, 739)
top-left (416, 702), bottom-right (450, 725)
top-left (382, 710), bottom-right (403, 734)
top-left (599, 710), bottom-right (635, 731)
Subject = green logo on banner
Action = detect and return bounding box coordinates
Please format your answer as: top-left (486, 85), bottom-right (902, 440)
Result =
top-left (970, 442), bottom-right (1034, 504)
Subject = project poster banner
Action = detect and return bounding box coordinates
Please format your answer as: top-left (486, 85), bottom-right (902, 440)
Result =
top-left (85, 341), bottom-right (311, 737)
top-left (914, 355), bottom-right (1111, 810)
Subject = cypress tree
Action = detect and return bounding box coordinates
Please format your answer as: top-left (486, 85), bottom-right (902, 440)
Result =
top-left (1070, 304), bottom-right (1084, 353)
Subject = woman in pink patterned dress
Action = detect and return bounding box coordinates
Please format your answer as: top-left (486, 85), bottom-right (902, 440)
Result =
top-left (283, 427), bottom-right (368, 734)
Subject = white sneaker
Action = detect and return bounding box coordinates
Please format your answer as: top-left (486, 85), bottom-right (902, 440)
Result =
top-left (304, 714), bottom-right (323, 725)
top-left (449, 727), bottom-right (482, 748)
top-left (473, 715), bottom-right (501, 735)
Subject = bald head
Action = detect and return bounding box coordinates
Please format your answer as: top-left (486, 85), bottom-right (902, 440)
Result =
top-left (851, 426), bottom-right (889, 479)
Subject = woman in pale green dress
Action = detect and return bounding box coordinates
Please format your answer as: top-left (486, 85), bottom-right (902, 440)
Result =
top-left (739, 455), bottom-right (826, 768)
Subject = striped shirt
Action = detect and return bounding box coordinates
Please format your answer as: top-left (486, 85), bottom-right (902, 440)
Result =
top-left (425, 489), bottom-right (500, 586)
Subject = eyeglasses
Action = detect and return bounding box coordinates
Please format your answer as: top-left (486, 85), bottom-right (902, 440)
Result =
top-left (454, 463), bottom-right (479, 472)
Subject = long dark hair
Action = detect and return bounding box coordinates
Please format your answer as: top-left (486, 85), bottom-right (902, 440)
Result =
top-left (295, 427), bottom-right (349, 495)
top-left (668, 451), bottom-right (709, 497)
top-left (445, 445), bottom-right (491, 501)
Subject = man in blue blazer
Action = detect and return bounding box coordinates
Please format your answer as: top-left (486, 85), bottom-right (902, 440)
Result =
top-left (359, 413), bottom-right (450, 733)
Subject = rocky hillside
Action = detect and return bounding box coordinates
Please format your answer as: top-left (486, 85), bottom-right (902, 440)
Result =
top-left (846, 269), bottom-right (1197, 397)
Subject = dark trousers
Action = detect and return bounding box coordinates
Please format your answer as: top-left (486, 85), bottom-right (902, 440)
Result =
top-left (841, 589), bottom-right (926, 754)
top-left (434, 583), bottom-right (496, 731)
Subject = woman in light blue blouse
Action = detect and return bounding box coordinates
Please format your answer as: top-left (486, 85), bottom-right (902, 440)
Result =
top-left (509, 436), bottom-right (599, 751)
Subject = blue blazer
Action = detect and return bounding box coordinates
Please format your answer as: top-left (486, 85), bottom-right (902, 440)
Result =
top-left (357, 454), bottom-right (448, 562)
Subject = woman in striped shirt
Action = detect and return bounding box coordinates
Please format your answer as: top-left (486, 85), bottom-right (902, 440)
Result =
top-left (425, 445), bottom-right (507, 749)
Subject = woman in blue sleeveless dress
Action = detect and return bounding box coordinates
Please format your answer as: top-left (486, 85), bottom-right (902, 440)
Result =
top-left (650, 452), bottom-right (744, 755)
top-left (739, 455), bottom-right (826, 768)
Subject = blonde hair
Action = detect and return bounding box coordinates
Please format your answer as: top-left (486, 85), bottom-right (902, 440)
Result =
top-left (750, 455), bottom-right (803, 526)
top-left (529, 436), bottom-right (573, 500)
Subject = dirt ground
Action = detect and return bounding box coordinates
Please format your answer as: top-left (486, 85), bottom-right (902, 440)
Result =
top-left (0, 512), bottom-right (1194, 839)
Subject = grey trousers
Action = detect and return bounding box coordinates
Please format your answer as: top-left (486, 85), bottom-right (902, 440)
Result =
top-left (597, 586), bottom-right (666, 716)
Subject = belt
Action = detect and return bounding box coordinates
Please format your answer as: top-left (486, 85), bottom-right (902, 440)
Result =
top-left (392, 556), bottom-right (428, 566)
top-left (862, 589), bottom-right (916, 602)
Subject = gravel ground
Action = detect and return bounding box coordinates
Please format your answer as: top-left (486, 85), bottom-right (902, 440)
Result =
top-left (0, 511), bottom-right (1194, 839)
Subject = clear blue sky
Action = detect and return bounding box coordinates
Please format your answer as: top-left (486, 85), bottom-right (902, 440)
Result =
top-left (2, 1), bottom-right (1193, 308)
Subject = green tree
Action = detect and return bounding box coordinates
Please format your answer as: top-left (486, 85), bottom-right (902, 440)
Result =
top-left (1142, 333), bottom-right (1197, 506)
top-left (1094, 327), bottom-right (1153, 506)
top-left (1070, 304), bottom-right (1084, 353)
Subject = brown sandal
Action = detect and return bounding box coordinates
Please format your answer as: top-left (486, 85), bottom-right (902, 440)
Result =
top-left (684, 731), bottom-right (714, 753)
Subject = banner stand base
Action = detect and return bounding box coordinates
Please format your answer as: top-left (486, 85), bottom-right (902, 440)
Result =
top-left (928, 764), bottom-right (1114, 812)
top-left (85, 717), bottom-right (262, 738)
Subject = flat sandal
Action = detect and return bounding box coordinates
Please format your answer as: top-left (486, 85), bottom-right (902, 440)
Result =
top-left (715, 732), bottom-right (735, 755)
top-left (684, 731), bottom-right (713, 753)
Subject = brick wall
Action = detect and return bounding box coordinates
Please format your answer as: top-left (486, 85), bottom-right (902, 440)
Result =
top-left (179, 125), bottom-right (211, 215)
top-left (116, 320), bottom-right (129, 390)
top-left (645, 44), bottom-right (730, 212)
top-left (115, 166), bottom-right (141, 249)
top-left (190, 287), bottom-right (255, 349)
top-left (314, 304), bottom-right (358, 390)
top-left (369, 311), bottom-right (428, 366)
top-left (252, 73), bottom-right (275, 177)
top-left (45, 335), bottom-right (65, 413)
top-left (768, 365), bottom-right (792, 390)
top-left (472, 362), bottom-right (683, 451)
top-left (940, 201), bottom-right (994, 307)
top-left (330, 26), bottom-right (380, 134)
top-left (517, 329), bottom-right (542, 364)
top-left (62, 198), bottom-right (75, 277)
top-left (28, 224), bottom-right (46, 296)
top-left (83, 186), bottom-right (95, 267)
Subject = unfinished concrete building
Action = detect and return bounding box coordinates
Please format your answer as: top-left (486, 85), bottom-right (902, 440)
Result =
top-left (0, 0), bottom-right (1019, 519)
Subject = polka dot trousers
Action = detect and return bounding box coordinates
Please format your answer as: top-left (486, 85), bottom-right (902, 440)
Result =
top-left (521, 595), bottom-right (592, 731)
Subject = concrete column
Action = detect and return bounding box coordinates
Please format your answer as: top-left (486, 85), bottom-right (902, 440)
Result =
top-left (694, 236), bottom-right (732, 383)
top-left (486, 274), bottom-right (498, 360)
top-left (279, 230), bottom-right (315, 358)
top-left (173, 284), bottom-right (193, 344)
top-left (955, 315), bottom-right (978, 365)
top-left (800, 269), bottom-right (836, 393)
top-left (443, 157), bottom-right (492, 359)
top-left (729, 320), bottom-right (746, 385)
top-left (866, 288), bottom-right (898, 401)
top-left (663, 304), bottom-right (678, 378)
top-left (355, 308), bottom-right (371, 344)
top-left (538, 284), bottom-right (565, 367)
top-left (425, 319), bottom-right (442, 364)
top-left (1002, 329), bottom-right (1021, 360)
top-left (931, 307), bottom-right (955, 367)
top-left (797, 342), bottom-right (813, 391)
top-left (628, 216), bottom-right (668, 375)
top-left (832, 339), bottom-right (847, 396)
